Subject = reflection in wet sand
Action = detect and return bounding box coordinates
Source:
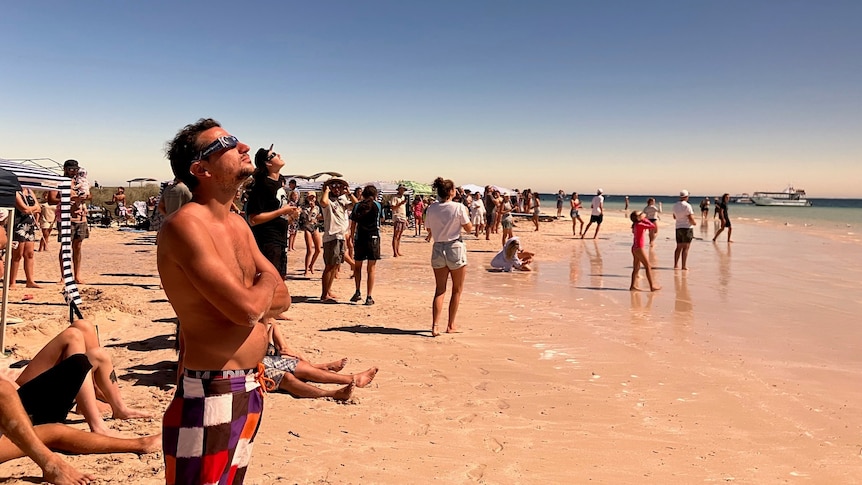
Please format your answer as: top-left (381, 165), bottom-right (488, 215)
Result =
top-left (673, 271), bottom-right (694, 327)
top-left (584, 240), bottom-right (603, 289)
top-left (713, 241), bottom-right (732, 301)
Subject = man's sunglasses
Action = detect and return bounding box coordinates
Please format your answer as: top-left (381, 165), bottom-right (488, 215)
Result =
top-left (197, 135), bottom-right (238, 160)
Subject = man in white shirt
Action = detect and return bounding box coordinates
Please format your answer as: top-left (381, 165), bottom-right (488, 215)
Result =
top-left (390, 185), bottom-right (408, 257)
top-left (581, 188), bottom-right (604, 239)
top-left (672, 189), bottom-right (697, 270)
top-left (319, 178), bottom-right (358, 302)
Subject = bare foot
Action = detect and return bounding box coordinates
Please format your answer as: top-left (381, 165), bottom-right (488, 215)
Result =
top-left (446, 326), bottom-right (461, 334)
top-left (324, 358), bottom-right (348, 372)
top-left (42, 454), bottom-right (94, 485)
top-left (629, 286), bottom-right (640, 291)
top-left (332, 383), bottom-right (354, 401)
top-left (353, 367), bottom-right (378, 388)
top-left (74, 278), bottom-right (86, 284)
top-left (139, 434), bottom-right (163, 454)
top-left (26, 282), bottom-right (42, 288)
top-left (112, 407), bottom-right (154, 420)
top-left (650, 286), bottom-right (662, 291)
top-left (431, 324), bottom-right (440, 337)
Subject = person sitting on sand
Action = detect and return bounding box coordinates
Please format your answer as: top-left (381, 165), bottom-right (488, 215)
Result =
top-left (262, 324), bottom-right (378, 401)
top-left (5, 318), bottom-right (152, 436)
top-left (0, 379), bottom-right (160, 485)
top-left (490, 237), bottom-right (534, 272)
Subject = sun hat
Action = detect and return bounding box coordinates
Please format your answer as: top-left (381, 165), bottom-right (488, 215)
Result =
top-left (680, 189), bottom-right (690, 197)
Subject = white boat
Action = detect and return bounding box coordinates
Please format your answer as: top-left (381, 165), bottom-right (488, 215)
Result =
top-left (751, 186), bottom-right (811, 207)
top-left (731, 193), bottom-right (753, 204)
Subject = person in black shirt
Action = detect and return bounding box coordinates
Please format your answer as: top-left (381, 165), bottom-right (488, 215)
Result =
top-left (712, 193), bottom-right (732, 243)
top-left (348, 185), bottom-right (382, 305)
top-left (246, 145), bottom-right (299, 279)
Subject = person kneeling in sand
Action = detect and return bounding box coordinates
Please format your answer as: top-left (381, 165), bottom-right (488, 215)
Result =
top-left (262, 324), bottom-right (377, 401)
top-left (6, 318), bottom-right (152, 436)
top-left (490, 237), bottom-right (533, 272)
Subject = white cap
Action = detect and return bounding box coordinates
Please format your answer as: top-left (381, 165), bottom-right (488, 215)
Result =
top-left (597, 188), bottom-right (603, 194)
top-left (680, 189), bottom-right (690, 197)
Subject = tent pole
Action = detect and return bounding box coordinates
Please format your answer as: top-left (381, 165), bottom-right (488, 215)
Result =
top-left (1, 209), bottom-right (16, 356)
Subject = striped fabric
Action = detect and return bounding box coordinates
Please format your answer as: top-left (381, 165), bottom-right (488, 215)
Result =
top-left (0, 159), bottom-right (81, 307)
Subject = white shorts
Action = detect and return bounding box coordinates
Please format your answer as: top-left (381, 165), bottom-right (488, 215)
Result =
top-left (431, 239), bottom-right (467, 270)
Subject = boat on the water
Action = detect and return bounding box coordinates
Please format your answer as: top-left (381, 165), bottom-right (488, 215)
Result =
top-left (731, 193), bottom-right (753, 204)
top-left (751, 186), bottom-right (811, 207)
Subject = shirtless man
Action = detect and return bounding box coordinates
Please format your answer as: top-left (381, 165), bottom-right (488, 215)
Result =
top-left (158, 119), bottom-right (291, 485)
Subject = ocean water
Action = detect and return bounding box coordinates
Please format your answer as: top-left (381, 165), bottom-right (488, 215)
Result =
top-left (535, 194), bottom-right (862, 237)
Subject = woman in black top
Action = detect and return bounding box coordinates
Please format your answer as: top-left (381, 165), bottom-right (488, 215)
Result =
top-left (348, 185), bottom-right (381, 305)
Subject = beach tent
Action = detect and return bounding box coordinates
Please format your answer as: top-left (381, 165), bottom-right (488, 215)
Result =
top-left (0, 159), bottom-right (81, 355)
top-left (460, 183), bottom-right (485, 195)
top-left (397, 180), bottom-right (433, 196)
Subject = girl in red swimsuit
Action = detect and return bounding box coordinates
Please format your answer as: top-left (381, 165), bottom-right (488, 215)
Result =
top-left (630, 211), bottom-right (661, 292)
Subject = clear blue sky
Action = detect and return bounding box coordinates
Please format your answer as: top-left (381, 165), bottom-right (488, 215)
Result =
top-left (2, 1), bottom-right (860, 196)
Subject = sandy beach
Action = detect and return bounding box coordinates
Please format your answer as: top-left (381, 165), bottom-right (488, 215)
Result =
top-left (1, 209), bottom-right (861, 484)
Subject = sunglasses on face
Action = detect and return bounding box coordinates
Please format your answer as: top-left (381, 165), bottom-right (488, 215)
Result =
top-left (266, 152), bottom-right (279, 162)
top-left (198, 135), bottom-right (239, 160)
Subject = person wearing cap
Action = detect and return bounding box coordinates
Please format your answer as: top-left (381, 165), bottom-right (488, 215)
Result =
top-left (581, 188), bottom-right (605, 239)
top-left (47, 159), bottom-right (90, 284)
top-left (319, 178), bottom-right (358, 302)
top-left (246, 145), bottom-right (298, 280)
top-left (672, 190), bottom-right (697, 269)
top-left (390, 185), bottom-right (409, 257)
top-left (158, 119), bottom-right (291, 484)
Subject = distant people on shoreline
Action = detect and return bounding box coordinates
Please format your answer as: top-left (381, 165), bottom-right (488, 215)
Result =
top-left (570, 192), bottom-right (584, 236)
top-left (555, 190), bottom-right (565, 218)
top-left (672, 190), bottom-right (697, 270)
top-left (630, 210), bottom-right (660, 291)
top-left (700, 197), bottom-right (710, 221)
top-left (713, 193), bottom-right (732, 243)
top-left (581, 188), bottom-right (604, 239)
top-left (642, 197), bottom-right (662, 246)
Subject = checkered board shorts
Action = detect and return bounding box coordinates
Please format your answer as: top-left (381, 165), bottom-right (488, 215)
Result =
top-left (163, 369), bottom-right (264, 485)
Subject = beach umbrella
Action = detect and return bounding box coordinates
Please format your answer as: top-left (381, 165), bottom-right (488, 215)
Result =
top-left (460, 183), bottom-right (485, 195)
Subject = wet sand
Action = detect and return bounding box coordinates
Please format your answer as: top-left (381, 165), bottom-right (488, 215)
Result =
top-left (1, 211), bottom-right (861, 483)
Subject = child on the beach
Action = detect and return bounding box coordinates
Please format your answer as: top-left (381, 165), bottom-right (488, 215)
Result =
top-left (412, 196), bottom-right (425, 236)
top-left (490, 236), bottom-right (534, 272)
top-left (630, 211), bottom-right (660, 291)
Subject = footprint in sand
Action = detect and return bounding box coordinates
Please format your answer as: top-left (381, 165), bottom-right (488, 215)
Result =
top-left (467, 464), bottom-right (487, 481)
top-left (410, 423), bottom-right (430, 436)
top-left (478, 367), bottom-right (490, 376)
top-left (474, 381), bottom-right (488, 391)
top-left (431, 370), bottom-right (449, 381)
top-left (458, 413), bottom-right (477, 424)
top-left (484, 437), bottom-right (503, 453)
top-left (497, 400), bottom-right (510, 410)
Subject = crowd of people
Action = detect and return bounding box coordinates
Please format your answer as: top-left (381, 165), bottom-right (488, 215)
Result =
top-left (0, 117), bottom-right (737, 484)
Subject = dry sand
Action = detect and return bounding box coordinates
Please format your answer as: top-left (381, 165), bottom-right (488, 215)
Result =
top-left (1, 209), bottom-right (861, 484)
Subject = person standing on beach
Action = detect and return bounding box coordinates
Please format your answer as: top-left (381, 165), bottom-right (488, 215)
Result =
top-left (483, 186), bottom-right (496, 240)
top-left (672, 190), bottom-right (697, 270)
top-left (712, 193), bottom-right (732, 243)
top-left (246, 145), bottom-right (298, 280)
top-left (555, 190), bottom-right (565, 218)
top-left (642, 197), bottom-right (661, 246)
top-left (570, 192), bottom-right (584, 236)
top-left (630, 211), bottom-right (660, 291)
top-left (319, 178), bottom-right (357, 303)
top-left (349, 185), bottom-right (382, 305)
top-left (699, 197), bottom-right (710, 221)
top-left (390, 185), bottom-right (408, 257)
top-left (47, 160), bottom-right (90, 284)
top-left (158, 118), bottom-right (291, 485)
top-left (157, 178), bottom-right (193, 217)
top-left (581, 188), bottom-right (604, 239)
top-left (424, 177), bottom-right (473, 337)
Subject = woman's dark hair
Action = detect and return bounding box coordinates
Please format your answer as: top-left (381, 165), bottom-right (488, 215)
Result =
top-left (166, 118), bottom-right (221, 191)
top-left (432, 177), bottom-right (454, 200)
top-left (354, 185), bottom-right (379, 218)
